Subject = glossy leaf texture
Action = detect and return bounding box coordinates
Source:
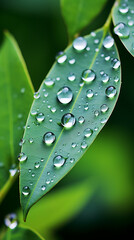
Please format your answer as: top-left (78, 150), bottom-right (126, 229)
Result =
top-left (20, 27), bottom-right (121, 220)
top-left (0, 32), bottom-right (34, 189)
top-left (61, 0), bottom-right (107, 40)
top-left (2, 226), bottom-right (44, 240)
top-left (112, 0), bottom-right (134, 56)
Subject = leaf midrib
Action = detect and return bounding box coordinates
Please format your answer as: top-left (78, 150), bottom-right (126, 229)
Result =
top-left (24, 26), bottom-right (108, 215)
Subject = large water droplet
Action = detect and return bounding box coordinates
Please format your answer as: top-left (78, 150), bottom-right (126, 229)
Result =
top-left (82, 69), bottom-right (96, 83)
top-left (81, 141), bottom-right (88, 149)
top-left (18, 152), bottom-right (27, 162)
top-left (56, 52), bottom-right (67, 64)
top-left (103, 35), bottom-right (114, 49)
top-left (44, 78), bottom-right (55, 87)
top-left (61, 113), bottom-right (76, 129)
top-left (53, 155), bottom-right (65, 168)
top-left (114, 22), bottom-right (130, 38)
top-left (105, 86), bottom-right (117, 98)
top-left (73, 37), bottom-right (87, 51)
top-left (36, 113), bottom-right (45, 123)
top-left (4, 213), bottom-right (18, 229)
top-left (86, 89), bottom-right (94, 98)
top-left (112, 58), bottom-right (120, 70)
top-left (43, 132), bottom-right (56, 145)
top-left (22, 186), bottom-right (30, 196)
top-left (119, 3), bottom-right (129, 14)
top-left (84, 128), bottom-right (93, 138)
top-left (57, 86), bottom-right (73, 104)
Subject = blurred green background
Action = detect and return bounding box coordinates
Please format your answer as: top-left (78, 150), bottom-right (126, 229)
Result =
top-left (0, 0), bottom-right (134, 239)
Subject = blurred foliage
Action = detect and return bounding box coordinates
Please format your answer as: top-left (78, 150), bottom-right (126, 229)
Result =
top-left (0, 0), bottom-right (134, 239)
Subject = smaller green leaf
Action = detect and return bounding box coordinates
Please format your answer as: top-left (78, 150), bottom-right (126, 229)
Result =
top-left (2, 225), bottom-right (44, 240)
top-left (61, 0), bottom-right (107, 40)
top-left (112, 0), bottom-right (134, 56)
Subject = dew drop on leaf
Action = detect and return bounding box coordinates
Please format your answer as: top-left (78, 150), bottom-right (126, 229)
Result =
top-left (43, 132), bottom-right (56, 145)
top-left (84, 128), bottom-right (93, 138)
top-left (100, 104), bottom-right (109, 113)
top-left (36, 113), bottom-right (45, 123)
top-left (61, 113), bottom-right (76, 129)
top-left (57, 86), bottom-right (73, 104)
top-left (56, 52), bottom-right (67, 64)
top-left (18, 152), bottom-right (28, 162)
top-left (53, 155), bottom-right (65, 168)
top-left (119, 3), bottom-right (129, 14)
top-left (78, 116), bottom-right (85, 124)
top-left (34, 92), bottom-right (40, 99)
top-left (86, 89), bottom-right (94, 98)
top-left (41, 185), bottom-right (46, 191)
top-left (81, 69), bottom-right (96, 83)
top-left (103, 35), bottom-right (114, 49)
top-left (34, 162), bottom-right (40, 169)
top-left (105, 86), bottom-right (117, 98)
top-left (101, 73), bottom-right (109, 83)
top-left (22, 186), bottom-right (30, 196)
top-left (73, 37), bottom-right (87, 51)
top-left (4, 213), bottom-right (18, 229)
top-left (81, 141), bottom-right (88, 149)
top-left (112, 58), bottom-right (121, 70)
top-left (114, 22), bottom-right (130, 38)
top-left (44, 78), bottom-right (55, 87)
top-left (68, 73), bottom-right (76, 81)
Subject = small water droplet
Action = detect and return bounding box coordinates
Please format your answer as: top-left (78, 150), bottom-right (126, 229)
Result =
top-left (57, 86), bottom-right (73, 104)
top-left (53, 155), bottom-right (65, 168)
top-left (61, 113), bottom-right (76, 129)
top-left (101, 118), bottom-right (108, 124)
top-left (105, 86), bottom-right (117, 98)
top-left (44, 78), bottom-right (55, 87)
top-left (100, 104), bottom-right (109, 113)
top-left (73, 37), bottom-right (87, 51)
top-left (119, 3), bottom-right (129, 14)
top-left (94, 110), bottom-right (100, 117)
top-left (101, 73), bottom-right (109, 83)
top-left (20, 88), bottom-right (25, 94)
top-left (32, 173), bottom-right (35, 177)
top-left (81, 141), bottom-right (88, 149)
top-left (105, 56), bottom-right (110, 61)
top-left (114, 22), bottom-right (130, 38)
top-left (84, 128), bottom-right (93, 138)
top-left (19, 138), bottom-right (25, 146)
top-left (9, 164), bottom-right (17, 177)
top-left (103, 35), bottom-right (114, 49)
top-left (31, 110), bottom-right (37, 116)
top-left (46, 179), bottom-right (50, 184)
top-left (78, 116), bottom-right (85, 124)
top-left (94, 39), bottom-right (99, 44)
top-left (82, 69), bottom-right (96, 83)
top-left (43, 132), bottom-right (56, 145)
top-left (18, 152), bottom-right (27, 162)
top-left (112, 58), bottom-right (120, 70)
top-left (69, 58), bottom-right (76, 64)
top-left (91, 31), bottom-right (96, 37)
top-left (86, 89), bottom-right (94, 98)
top-left (72, 142), bottom-right (77, 148)
top-left (128, 19), bottom-right (134, 26)
top-left (51, 107), bottom-right (56, 113)
top-left (4, 213), bottom-right (18, 229)
top-left (56, 52), bottom-right (67, 64)
top-left (41, 185), bottom-right (46, 191)
top-left (70, 158), bottom-right (75, 163)
top-left (34, 92), bottom-right (40, 99)
top-left (29, 138), bottom-right (34, 143)
top-left (36, 113), bottom-right (45, 123)
top-left (34, 162), bottom-right (40, 169)
top-left (22, 186), bottom-right (30, 196)
top-left (68, 73), bottom-right (76, 81)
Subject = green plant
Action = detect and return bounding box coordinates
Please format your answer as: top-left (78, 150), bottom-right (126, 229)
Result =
top-left (0, 0), bottom-right (134, 239)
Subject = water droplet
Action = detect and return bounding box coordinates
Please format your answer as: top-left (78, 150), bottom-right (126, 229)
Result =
top-left (57, 86), bottom-right (73, 104)
top-left (91, 31), bottom-right (96, 37)
top-left (9, 164), bottom-right (17, 177)
top-left (103, 35), bottom-right (114, 49)
top-left (46, 179), bottom-right (50, 184)
top-left (68, 73), bottom-right (76, 81)
top-left (70, 158), bottom-right (75, 163)
top-left (82, 69), bottom-right (96, 83)
top-left (36, 113), bottom-right (45, 123)
top-left (94, 39), bottom-right (99, 44)
top-left (41, 185), bottom-right (46, 191)
top-left (32, 173), bottom-right (35, 177)
top-left (78, 116), bottom-right (85, 124)
top-left (31, 110), bottom-right (37, 116)
top-left (72, 142), bottom-right (77, 148)
top-left (18, 152), bottom-right (27, 162)
top-left (34, 162), bottom-right (40, 169)
top-left (56, 52), bottom-right (67, 64)
top-left (22, 186), bottom-right (30, 196)
top-left (4, 213), bottom-right (18, 229)
top-left (73, 37), bottom-right (87, 51)
top-left (112, 58), bottom-right (120, 70)
top-left (61, 113), bottom-right (76, 129)
top-left (51, 107), bottom-right (56, 113)
top-left (94, 110), bottom-right (99, 117)
top-left (43, 132), bottom-right (56, 145)
top-left (101, 73), bottom-right (109, 83)
top-left (119, 3), bottom-right (129, 14)
top-left (44, 78), bottom-right (55, 87)
top-left (105, 86), bottom-right (117, 98)
top-left (53, 155), bottom-right (65, 168)
top-left (19, 138), bottom-right (25, 146)
top-left (101, 118), bottom-right (108, 124)
top-left (114, 22), bottom-right (130, 38)
top-left (114, 76), bottom-right (120, 83)
top-left (81, 141), bottom-right (88, 149)
top-left (100, 104), bottom-right (109, 113)
top-left (105, 56), bottom-right (110, 61)
top-left (84, 128), bottom-right (93, 138)
top-left (69, 58), bottom-right (76, 64)
top-left (128, 19), bottom-right (134, 26)
top-left (29, 138), bottom-right (34, 143)
top-left (34, 92), bottom-right (40, 99)
top-left (20, 88), bottom-right (25, 94)
top-left (86, 89), bottom-right (94, 98)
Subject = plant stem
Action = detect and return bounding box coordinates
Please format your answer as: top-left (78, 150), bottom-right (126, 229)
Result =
top-left (0, 171), bottom-right (18, 204)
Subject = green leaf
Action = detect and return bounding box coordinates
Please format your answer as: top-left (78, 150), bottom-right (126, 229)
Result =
top-left (61, 0), bottom-right (107, 40)
top-left (112, 0), bottom-right (134, 56)
top-left (19, 181), bottom-right (93, 235)
top-left (2, 225), bottom-right (44, 240)
top-left (0, 32), bottom-right (34, 190)
top-left (20, 26), bottom-right (121, 220)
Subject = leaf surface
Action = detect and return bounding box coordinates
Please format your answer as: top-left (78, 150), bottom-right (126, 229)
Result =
top-left (0, 32), bottom-right (34, 190)
top-left (20, 27), bottom-right (121, 219)
top-left (2, 226), bottom-right (44, 240)
top-left (112, 0), bottom-right (134, 56)
top-left (61, 0), bottom-right (107, 40)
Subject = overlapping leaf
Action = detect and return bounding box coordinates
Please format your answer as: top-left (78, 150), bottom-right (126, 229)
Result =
top-left (0, 32), bottom-right (34, 191)
top-left (112, 0), bottom-right (134, 56)
top-left (20, 27), bottom-right (121, 220)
